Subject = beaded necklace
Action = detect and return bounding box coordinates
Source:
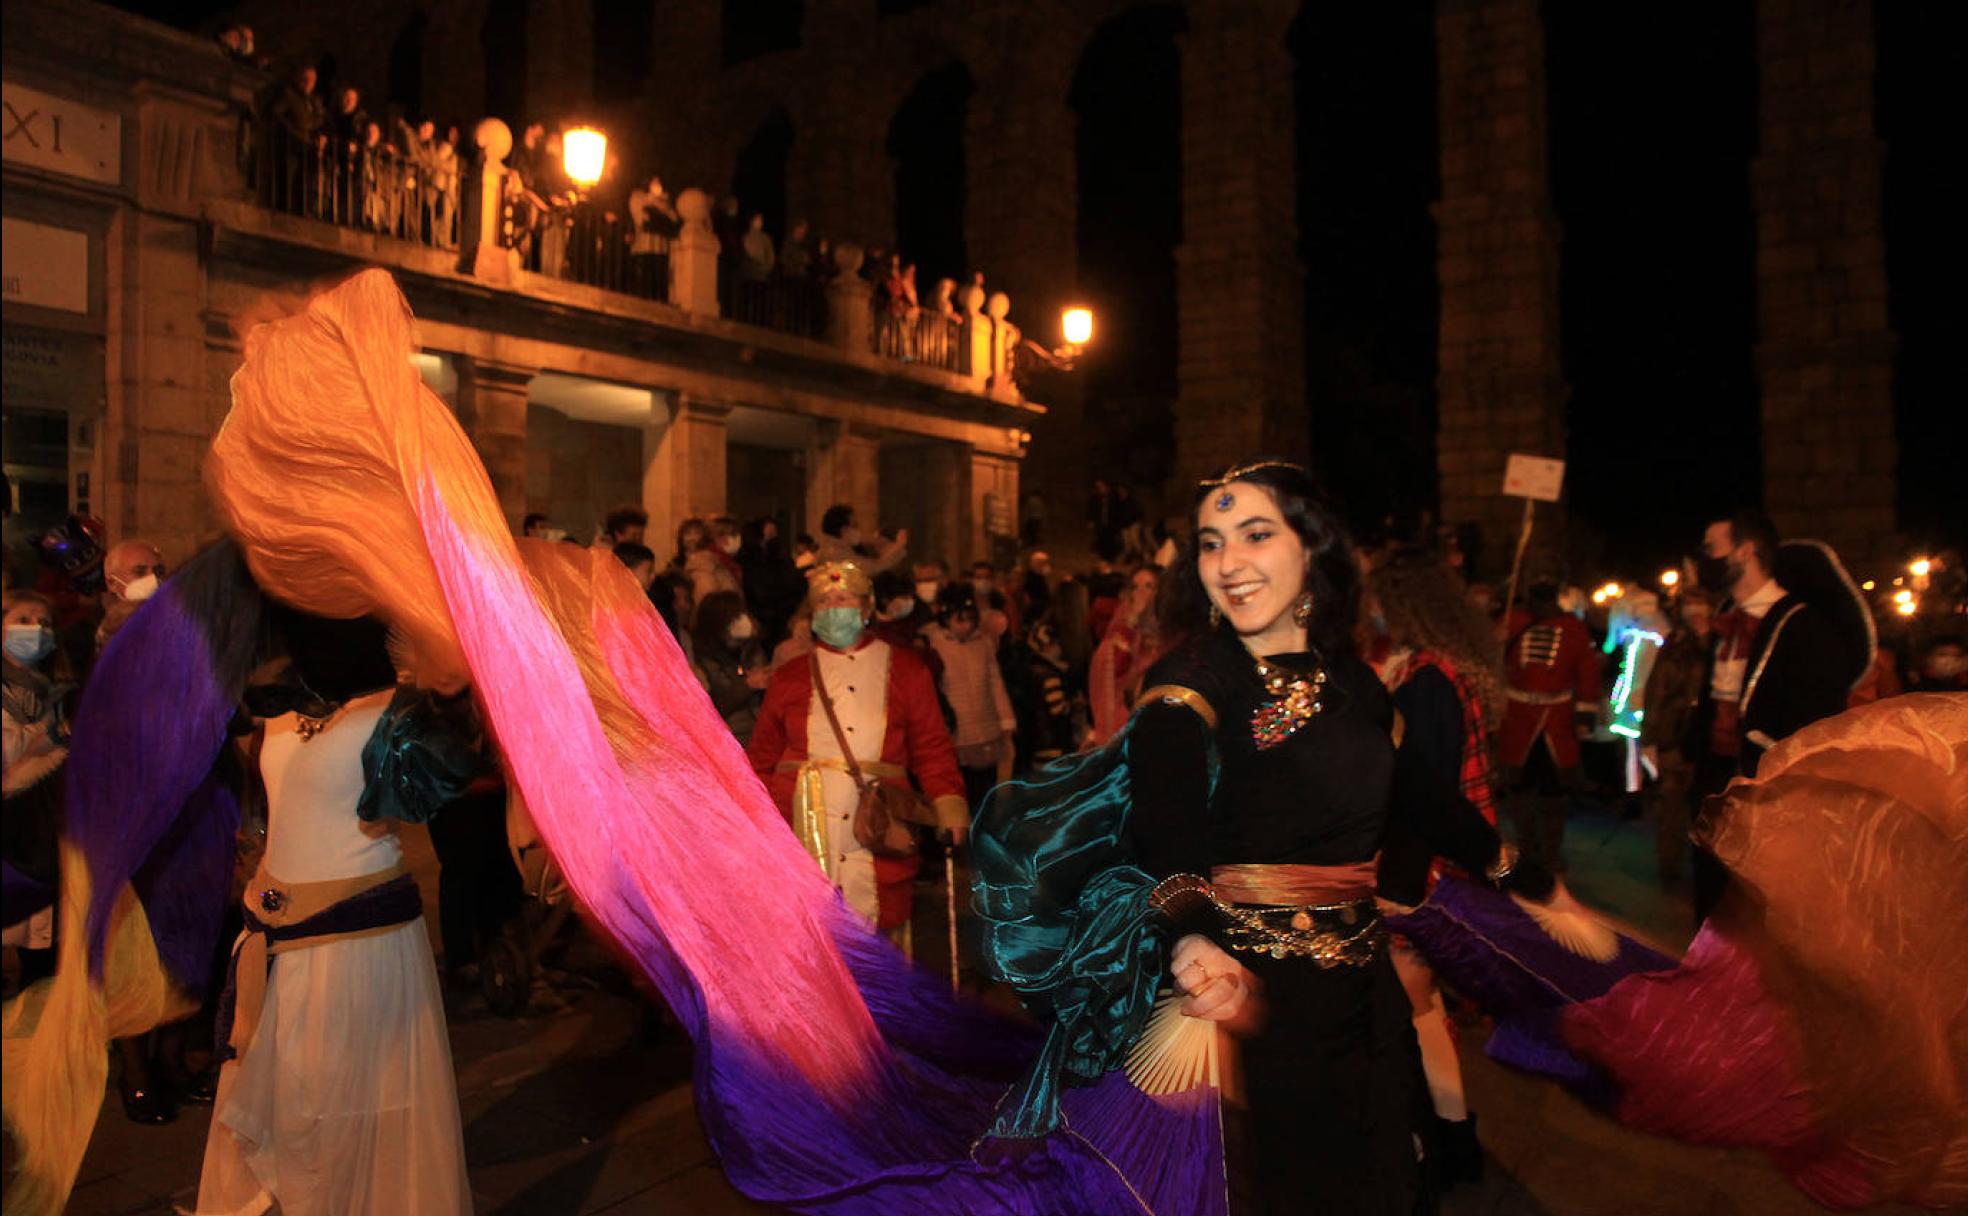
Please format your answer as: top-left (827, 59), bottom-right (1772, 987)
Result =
top-left (1250, 654), bottom-right (1328, 749)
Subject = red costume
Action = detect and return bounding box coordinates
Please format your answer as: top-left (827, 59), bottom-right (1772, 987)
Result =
top-left (1496, 611), bottom-right (1600, 769)
top-left (746, 636), bottom-right (966, 930)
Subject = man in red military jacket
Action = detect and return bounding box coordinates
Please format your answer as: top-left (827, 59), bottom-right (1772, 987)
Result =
top-left (746, 560), bottom-right (968, 942)
top-left (1497, 579), bottom-right (1601, 872)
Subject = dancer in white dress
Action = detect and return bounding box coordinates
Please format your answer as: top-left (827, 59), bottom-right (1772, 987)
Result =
top-left (196, 616), bottom-right (472, 1216)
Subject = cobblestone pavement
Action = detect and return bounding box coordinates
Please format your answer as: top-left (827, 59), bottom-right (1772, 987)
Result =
top-left (37, 801), bottom-right (1928, 1215)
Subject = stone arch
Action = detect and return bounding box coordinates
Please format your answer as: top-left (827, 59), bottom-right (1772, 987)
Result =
top-left (1068, 4), bottom-right (1186, 493)
top-left (387, 10), bottom-right (429, 115)
top-left (732, 106), bottom-right (796, 242)
top-left (885, 61), bottom-right (975, 286)
top-left (1289, 1), bottom-right (1439, 536)
top-left (480, 0), bottom-right (528, 127)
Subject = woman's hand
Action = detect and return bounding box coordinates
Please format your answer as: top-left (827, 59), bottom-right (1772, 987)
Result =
top-left (1170, 934), bottom-right (1254, 1025)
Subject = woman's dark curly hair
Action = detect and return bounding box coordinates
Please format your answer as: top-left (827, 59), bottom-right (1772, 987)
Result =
top-left (1367, 548), bottom-right (1505, 729)
top-left (1156, 458), bottom-right (1360, 658)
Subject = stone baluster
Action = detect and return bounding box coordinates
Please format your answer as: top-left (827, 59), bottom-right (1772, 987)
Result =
top-left (985, 291), bottom-right (1018, 398)
top-left (959, 281), bottom-right (991, 388)
top-left (824, 241), bottom-right (871, 355)
top-left (668, 188), bottom-right (721, 316)
top-left (463, 118), bottom-right (514, 284)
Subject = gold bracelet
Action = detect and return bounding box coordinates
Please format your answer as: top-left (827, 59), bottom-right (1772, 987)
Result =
top-left (1148, 873), bottom-right (1213, 919)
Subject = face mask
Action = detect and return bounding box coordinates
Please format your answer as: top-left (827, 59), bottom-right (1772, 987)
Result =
top-left (884, 597), bottom-right (915, 621)
top-left (812, 606), bottom-right (866, 650)
top-left (719, 535), bottom-right (742, 555)
top-left (1695, 553), bottom-right (1735, 595)
top-left (120, 572), bottom-right (160, 603)
top-left (914, 581), bottom-right (940, 603)
top-left (840, 526), bottom-right (862, 547)
top-left (4, 625), bottom-right (56, 666)
top-left (729, 615), bottom-right (756, 641)
top-left (1927, 654), bottom-right (1966, 679)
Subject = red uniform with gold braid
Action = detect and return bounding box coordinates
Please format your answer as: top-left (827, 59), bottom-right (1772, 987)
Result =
top-left (747, 635), bottom-right (966, 932)
top-left (1496, 609), bottom-right (1601, 769)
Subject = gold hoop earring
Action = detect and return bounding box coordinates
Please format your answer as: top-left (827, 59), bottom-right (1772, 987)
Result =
top-left (1292, 592), bottom-right (1314, 628)
top-left (1208, 603), bottom-right (1223, 629)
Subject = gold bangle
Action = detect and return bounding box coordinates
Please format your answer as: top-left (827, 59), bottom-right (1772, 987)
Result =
top-left (1485, 842), bottom-right (1519, 886)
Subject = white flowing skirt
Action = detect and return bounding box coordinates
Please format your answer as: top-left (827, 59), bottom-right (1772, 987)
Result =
top-left (194, 919), bottom-right (470, 1216)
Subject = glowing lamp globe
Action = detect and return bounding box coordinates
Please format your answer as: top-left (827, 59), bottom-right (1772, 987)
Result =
top-left (563, 127), bottom-right (607, 188)
top-left (1062, 307), bottom-right (1094, 348)
top-left (1659, 569), bottom-right (1679, 588)
top-left (1909, 557), bottom-right (1932, 577)
top-left (1895, 599), bottom-right (1917, 617)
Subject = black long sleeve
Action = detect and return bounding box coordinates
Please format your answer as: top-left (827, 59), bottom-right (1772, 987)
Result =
top-left (1125, 700), bottom-right (1215, 881)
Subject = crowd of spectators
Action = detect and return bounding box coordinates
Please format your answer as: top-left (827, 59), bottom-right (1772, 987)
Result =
top-left (224, 24), bottom-right (995, 354)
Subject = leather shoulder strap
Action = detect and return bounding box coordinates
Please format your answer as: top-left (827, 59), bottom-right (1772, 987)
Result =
top-left (810, 661), bottom-right (871, 791)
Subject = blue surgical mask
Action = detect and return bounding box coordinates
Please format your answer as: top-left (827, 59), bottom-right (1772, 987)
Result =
top-left (4, 625), bottom-right (57, 666)
top-left (812, 606), bottom-right (866, 650)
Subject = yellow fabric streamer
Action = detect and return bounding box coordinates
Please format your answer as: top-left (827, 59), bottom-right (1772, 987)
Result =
top-left (2, 844), bottom-right (198, 1216)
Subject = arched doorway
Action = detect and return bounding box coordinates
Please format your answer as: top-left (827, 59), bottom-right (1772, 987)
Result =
top-left (886, 62), bottom-right (975, 287)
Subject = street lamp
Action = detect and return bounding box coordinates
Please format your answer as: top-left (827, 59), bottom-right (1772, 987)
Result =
top-left (1019, 305), bottom-right (1097, 373)
top-left (562, 126), bottom-right (607, 189)
top-left (1062, 307), bottom-right (1093, 350)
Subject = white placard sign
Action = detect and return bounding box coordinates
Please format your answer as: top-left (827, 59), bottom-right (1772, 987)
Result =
top-left (2, 80), bottom-right (122, 186)
top-left (1502, 453), bottom-right (1565, 503)
top-left (2, 216), bottom-right (90, 313)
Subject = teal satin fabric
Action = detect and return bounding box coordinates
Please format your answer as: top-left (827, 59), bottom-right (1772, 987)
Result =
top-left (356, 685), bottom-right (491, 824)
top-left (971, 715), bottom-right (1220, 1139)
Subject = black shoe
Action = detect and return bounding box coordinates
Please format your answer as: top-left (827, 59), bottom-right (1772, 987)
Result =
top-left (1433, 1113), bottom-right (1483, 1188)
top-left (119, 1083), bottom-right (176, 1125)
top-left (177, 1065), bottom-right (221, 1106)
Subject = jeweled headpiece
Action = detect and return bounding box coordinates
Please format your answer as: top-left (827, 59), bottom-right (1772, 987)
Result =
top-left (805, 560), bottom-right (873, 603)
top-left (1197, 459), bottom-right (1311, 489)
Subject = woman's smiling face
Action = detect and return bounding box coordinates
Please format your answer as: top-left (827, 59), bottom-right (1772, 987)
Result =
top-left (1196, 481), bottom-right (1308, 650)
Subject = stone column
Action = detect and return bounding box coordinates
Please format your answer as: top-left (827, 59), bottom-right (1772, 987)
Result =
top-left (1173, 0), bottom-right (1308, 492)
top-left (805, 420), bottom-right (882, 537)
top-left (1752, 0), bottom-right (1898, 566)
top-left (642, 393), bottom-right (730, 548)
top-left (1433, 0), bottom-right (1568, 573)
top-left (669, 188), bottom-right (721, 317)
top-left (452, 355), bottom-right (534, 529)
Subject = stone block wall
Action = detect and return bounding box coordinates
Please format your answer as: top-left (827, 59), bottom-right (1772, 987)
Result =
top-left (525, 404), bottom-right (642, 541)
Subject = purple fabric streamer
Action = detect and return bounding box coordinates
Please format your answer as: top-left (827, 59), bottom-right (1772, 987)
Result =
top-left (653, 893), bottom-right (1224, 1214)
top-left (67, 555), bottom-right (252, 987)
top-left (1385, 876), bottom-right (1675, 1095)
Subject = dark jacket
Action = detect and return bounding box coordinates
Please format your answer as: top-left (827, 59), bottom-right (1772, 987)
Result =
top-left (1734, 596), bottom-right (1852, 777)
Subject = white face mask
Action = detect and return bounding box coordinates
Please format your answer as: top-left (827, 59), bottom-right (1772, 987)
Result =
top-left (719, 535), bottom-right (742, 555)
top-left (729, 615), bottom-right (756, 641)
top-left (119, 572), bottom-right (160, 603)
top-left (884, 597), bottom-right (915, 621)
